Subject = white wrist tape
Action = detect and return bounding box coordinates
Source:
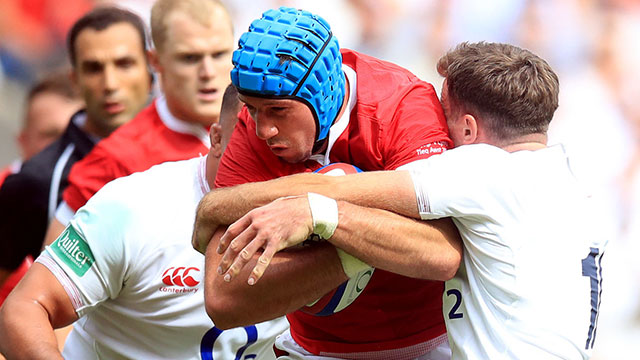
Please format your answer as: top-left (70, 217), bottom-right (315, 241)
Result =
top-left (307, 192), bottom-right (338, 240)
top-left (336, 248), bottom-right (372, 278)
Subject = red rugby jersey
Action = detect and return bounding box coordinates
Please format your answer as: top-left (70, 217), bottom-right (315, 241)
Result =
top-left (216, 49), bottom-right (452, 357)
top-left (63, 99), bottom-right (210, 213)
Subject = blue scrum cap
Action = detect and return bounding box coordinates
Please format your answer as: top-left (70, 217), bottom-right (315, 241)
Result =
top-left (230, 7), bottom-right (345, 142)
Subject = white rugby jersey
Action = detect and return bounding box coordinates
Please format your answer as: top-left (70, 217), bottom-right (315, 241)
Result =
top-left (38, 157), bottom-right (289, 359)
top-left (404, 144), bottom-right (606, 360)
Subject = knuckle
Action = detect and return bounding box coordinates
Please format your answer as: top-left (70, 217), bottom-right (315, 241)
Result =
top-left (252, 267), bottom-right (264, 277)
top-left (229, 240), bottom-right (240, 251)
top-left (229, 265), bottom-right (239, 275)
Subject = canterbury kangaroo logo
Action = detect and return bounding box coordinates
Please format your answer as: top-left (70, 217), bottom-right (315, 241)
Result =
top-left (162, 267), bottom-right (201, 287)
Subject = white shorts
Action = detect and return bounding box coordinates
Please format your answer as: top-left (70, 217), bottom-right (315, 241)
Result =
top-left (274, 329), bottom-right (451, 360)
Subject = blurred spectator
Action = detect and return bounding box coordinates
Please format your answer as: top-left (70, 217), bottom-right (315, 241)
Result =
top-left (0, 71), bottom-right (83, 186)
top-left (578, 5), bottom-right (640, 359)
top-left (0, 0), bottom-right (93, 84)
top-left (0, 72), bottom-right (83, 310)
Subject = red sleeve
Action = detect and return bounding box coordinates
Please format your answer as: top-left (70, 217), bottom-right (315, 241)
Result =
top-left (382, 83), bottom-right (451, 170)
top-left (63, 145), bottom-right (129, 211)
top-left (215, 107), bottom-right (319, 188)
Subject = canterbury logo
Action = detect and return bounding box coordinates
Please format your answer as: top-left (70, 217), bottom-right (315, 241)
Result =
top-left (162, 267), bottom-right (201, 287)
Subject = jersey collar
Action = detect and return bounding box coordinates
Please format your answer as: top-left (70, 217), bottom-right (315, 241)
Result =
top-left (308, 64), bottom-right (357, 166)
top-left (156, 96), bottom-right (211, 149)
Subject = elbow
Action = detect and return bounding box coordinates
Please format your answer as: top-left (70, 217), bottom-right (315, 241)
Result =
top-left (430, 218), bottom-right (463, 281)
top-left (204, 292), bottom-right (242, 330)
top-left (438, 252), bottom-right (461, 281)
top-left (416, 247), bottom-right (461, 281)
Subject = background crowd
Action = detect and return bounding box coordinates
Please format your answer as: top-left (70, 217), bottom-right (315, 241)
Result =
top-left (0, 0), bottom-right (638, 358)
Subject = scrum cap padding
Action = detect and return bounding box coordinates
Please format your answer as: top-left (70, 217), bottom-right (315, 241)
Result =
top-left (231, 7), bottom-right (345, 142)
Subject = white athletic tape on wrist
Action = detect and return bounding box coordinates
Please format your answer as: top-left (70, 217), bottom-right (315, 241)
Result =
top-left (307, 192), bottom-right (338, 240)
top-left (336, 248), bottom-right (372, 278)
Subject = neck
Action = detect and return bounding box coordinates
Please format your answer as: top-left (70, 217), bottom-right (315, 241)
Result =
top-left (500, 133), bottom-right (548, 152)
top-left (83, 117), bottom-right (109, 138)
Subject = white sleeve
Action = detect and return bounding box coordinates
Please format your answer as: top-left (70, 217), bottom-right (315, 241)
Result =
top-left (36, 252), bottom-right (86, 312)
top-left (404, 147), bottom-right (496, 220)
top-left (43, 187), bottom-right (132, 317)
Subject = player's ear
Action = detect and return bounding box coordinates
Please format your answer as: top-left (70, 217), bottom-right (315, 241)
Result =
top-left (210, 124), bottom-right (223, 158)
top-left (211, 142), bottom-right (222, 158)
top-left (461, 114), bottom-right (478, 145)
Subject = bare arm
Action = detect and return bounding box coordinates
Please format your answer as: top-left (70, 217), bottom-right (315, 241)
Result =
top-left (193, 170), bottom-right (419, 253)
top-left (43, 219), bottom-right (66, 248)
top-left (0, 263), bottom-right (78, 359)
top-left (331, 202), bottom-right (461, 279)
top-left (218, 195), bottom-right (461, 284)
top-left (205, 228), bottom-right (347, 329)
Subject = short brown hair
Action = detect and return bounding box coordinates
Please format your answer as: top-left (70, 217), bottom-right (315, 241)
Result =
top-left (150, 0), bottom-right (231, 52)
top-left (27, 72), bottom-right (80, 103)
top-left (437, 42), bottom-right (559, 140)
top-left (67, 6), bottom-right (148, 67)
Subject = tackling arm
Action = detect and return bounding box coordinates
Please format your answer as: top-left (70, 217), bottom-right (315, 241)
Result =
top-left (213, 170), bottom-right (461, 283)
top-left (0, 263), bottom-right (78, 359)
top-left (218, 195), bottom-right (461, 284)
top-left (330, 202), bottom-right (461, 280)
top-left (192, 170), bottom-right (420, 253)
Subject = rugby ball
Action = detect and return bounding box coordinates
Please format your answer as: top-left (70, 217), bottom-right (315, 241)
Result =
top-left (300, 163), bottom-right (375, 316)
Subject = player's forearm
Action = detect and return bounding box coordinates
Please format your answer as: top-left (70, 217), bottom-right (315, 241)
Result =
top-left (264, 171), bottom-right (421, 218)
top-left (0, 298), bottom-right (64, 359)
top-left (205, 240), bottom-right (346, 329)
top-left (198, 170), bottom-right (418, 227)
top-left (329, 201), bottom-right (462, 280)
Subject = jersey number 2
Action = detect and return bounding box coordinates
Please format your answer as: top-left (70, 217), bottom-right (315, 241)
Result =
top-left (446, 289), bottom-right (463, 319)
top-left (581, 247), bottom-right (604, 350)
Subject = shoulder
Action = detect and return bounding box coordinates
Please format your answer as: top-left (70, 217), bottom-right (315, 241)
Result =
top-left (342, 48), bottom-right (437, 100)
top-left (5, 137), bottom-right (73, 186)
top-left (77, 103), bottom-right (163, 169)
top-left (78, 159), bottom-right (201, 235)
top-left (95, 157), bottom-right (200, 202)
top-left (97, 102), bottom-right (161, 152)
top-left (342, 50), bottom-right (444, 133)
top-left (0, 167), bottom-right (47, 204)
top-left (430, 144), bottom-right (507, 170)
top-left (341, 49), bottom-right (421, 79)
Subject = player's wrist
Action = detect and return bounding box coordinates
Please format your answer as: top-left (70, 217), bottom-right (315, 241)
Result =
top-left (307, 192), bottom-right (338, 240)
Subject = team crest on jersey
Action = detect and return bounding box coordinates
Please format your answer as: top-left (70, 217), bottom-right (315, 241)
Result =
top-left (159, 266), bottom-right (202, 294)
top-left (50, 225), bottom-right (95, 277)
